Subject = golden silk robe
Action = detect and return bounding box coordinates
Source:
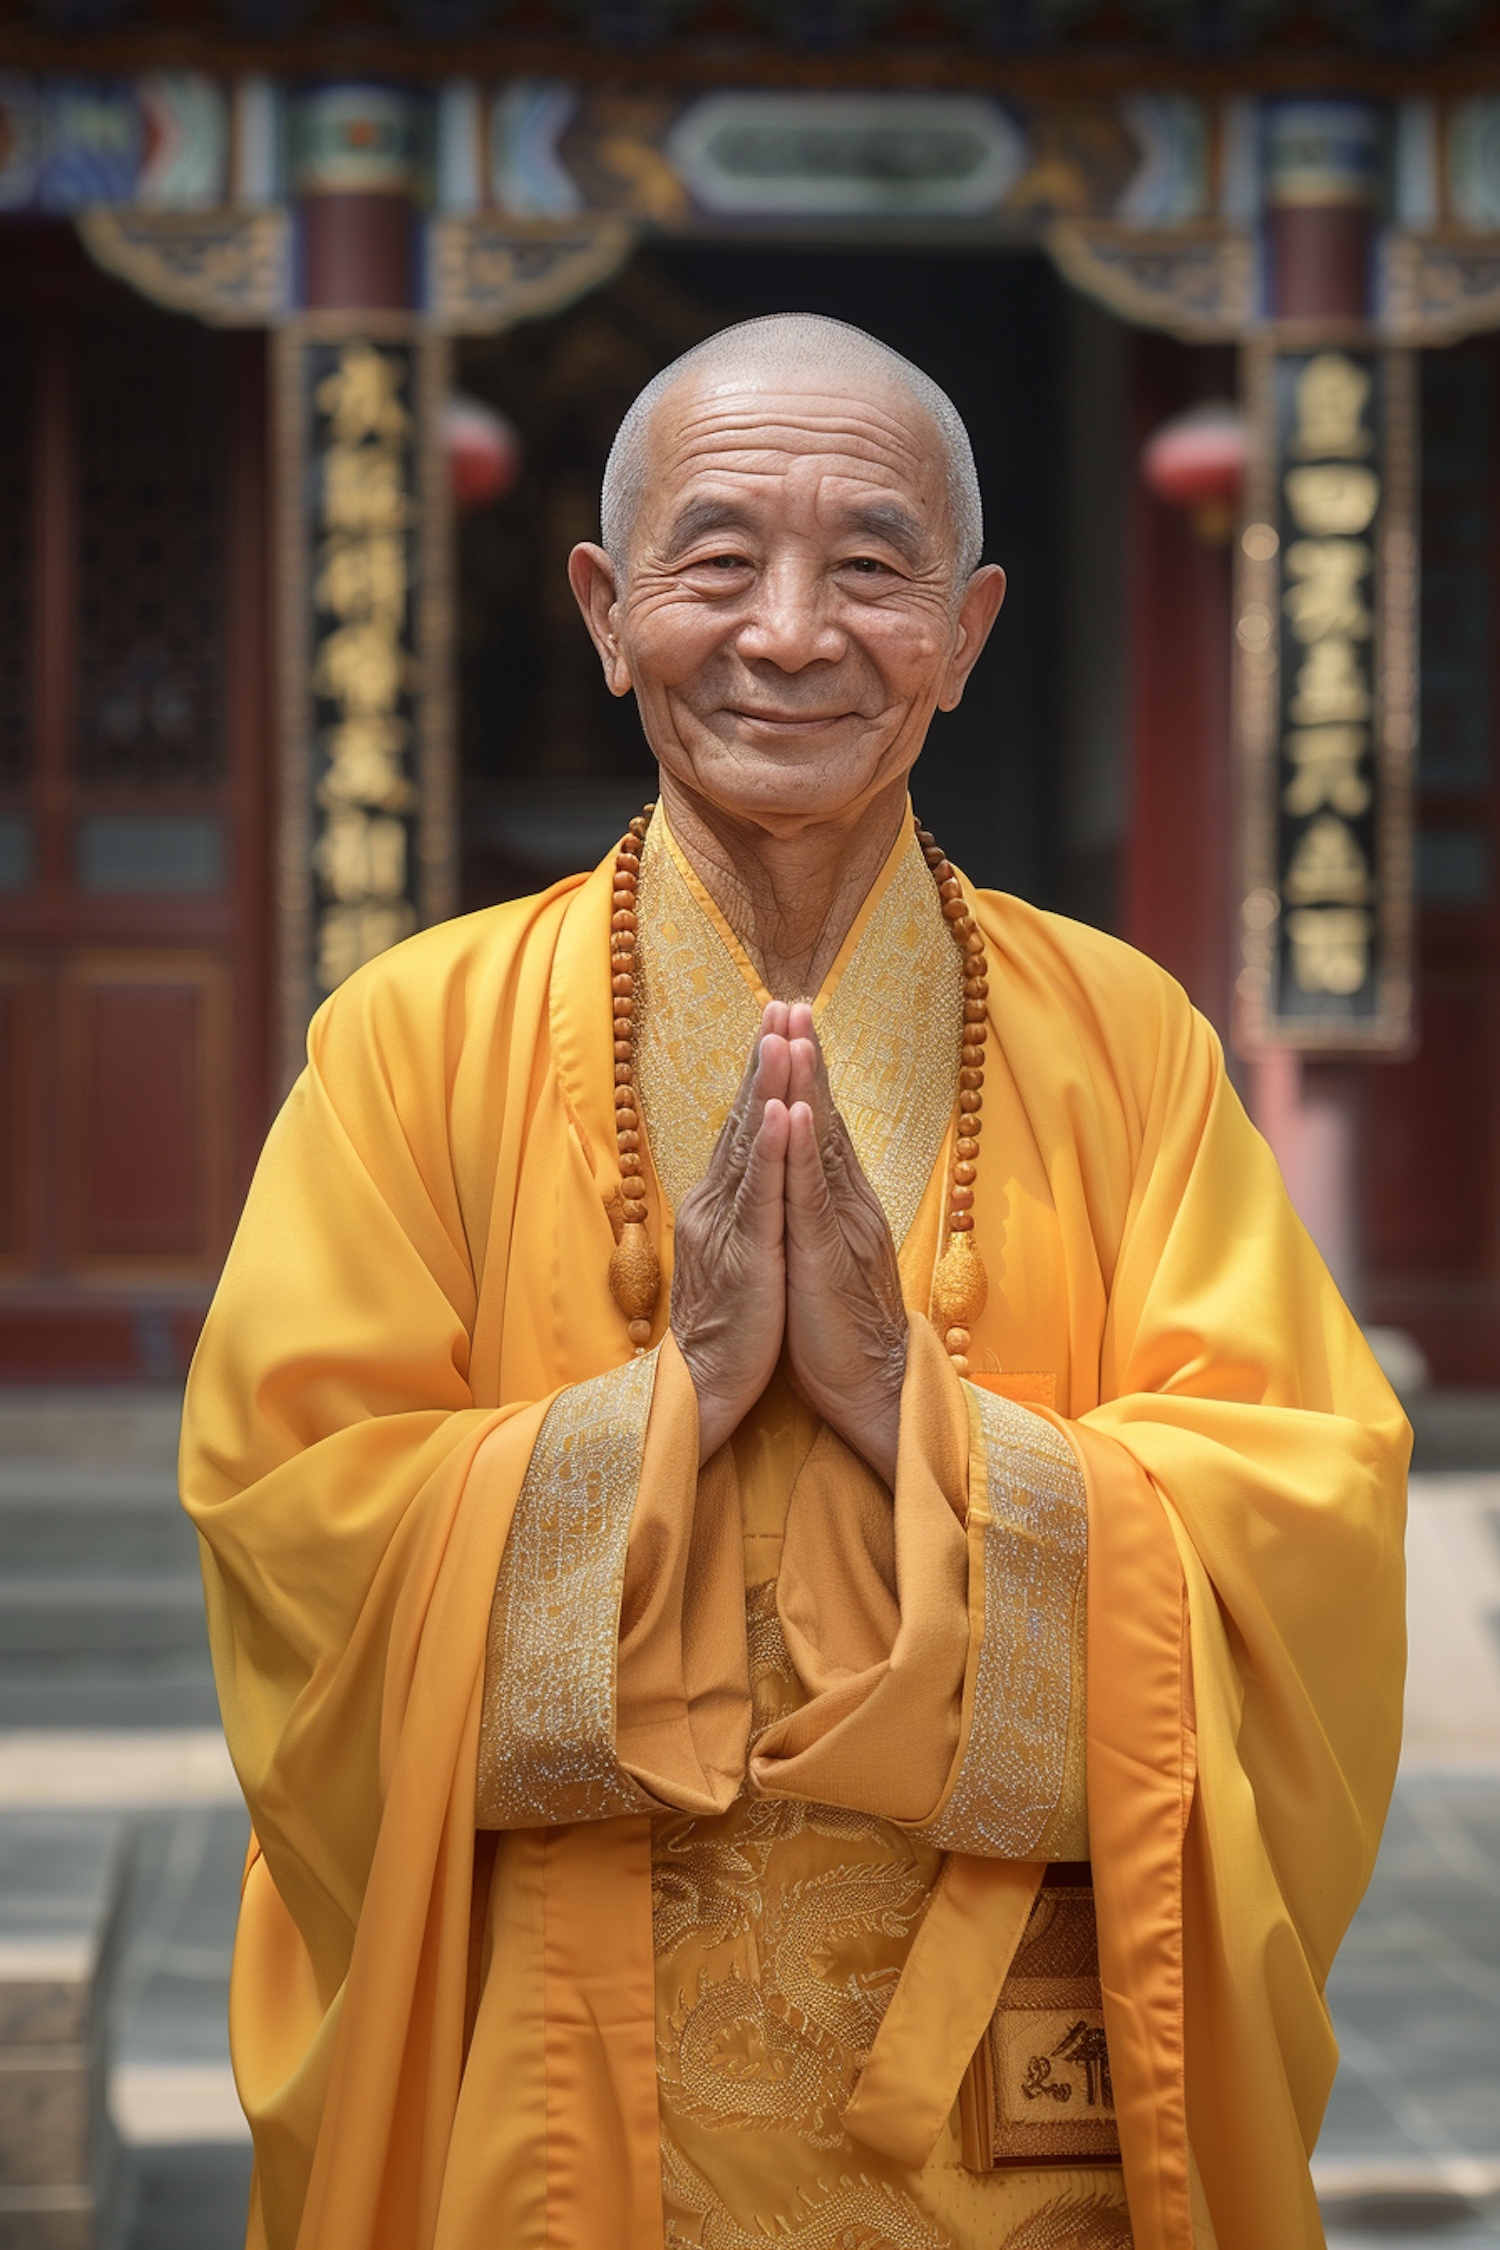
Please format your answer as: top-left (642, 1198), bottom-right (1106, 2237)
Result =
top-left (181, 806), bottom-right (1409, 2250)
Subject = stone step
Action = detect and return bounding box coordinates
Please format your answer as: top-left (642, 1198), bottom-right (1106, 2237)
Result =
top-left (0, 1582), bottom-right (207, 1661)
top-left (0, 1457), bottom-right (194, 1586)
top-left (0, 1735), bottom-right (239, 1811)
top-left (0, 1396), bottom-right (180, 1478)
top-left (0, 1511), bottom-right (197, 1582)
top-left (0, 1468), bottom-right (180, 1507)
top-left (0, 1441), bottom-right (209, 1715)
top-left (1404, 1473), bottom-right (1500, 1768)
top-left (0, 1681), bottom-right (220, 1733)
top-left (0, 1811), bottom-right (128, 2248)
top-left (0, 1442), bottom-right (207, 1707)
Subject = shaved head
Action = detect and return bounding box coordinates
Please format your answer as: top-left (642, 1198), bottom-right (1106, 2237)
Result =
top-left (568, 307), bottom-right (1008, 842)
top-left (601, 313), bottom-right (983, 580)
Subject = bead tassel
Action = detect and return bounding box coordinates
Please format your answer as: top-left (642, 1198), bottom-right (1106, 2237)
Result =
top-left (607, 808), bottom-right (661, 1351)
top-left (916, 819), bottom-right (990, 1373)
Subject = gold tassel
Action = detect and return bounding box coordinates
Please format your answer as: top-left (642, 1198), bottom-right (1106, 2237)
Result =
top-left (931, 1230), bottom-right (987, 1335)
top-left (609, 1221), bottom-right (660, 1351)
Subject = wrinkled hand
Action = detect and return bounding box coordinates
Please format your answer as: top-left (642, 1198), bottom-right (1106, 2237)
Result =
top-left (782, 1004), bottom-right (907, 1488)
top-left (670, 1005), bottom-right (793, 1463)
top-left (670, 1003), bottom-right (908, 1480)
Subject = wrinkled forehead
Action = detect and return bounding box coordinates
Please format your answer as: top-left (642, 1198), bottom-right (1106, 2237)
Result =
top-left (640, 362), bottom-right (951, 526)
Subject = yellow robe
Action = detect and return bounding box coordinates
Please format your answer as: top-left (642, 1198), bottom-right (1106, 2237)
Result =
top-left (182, 806), bottom-right (1408, 2250)
top-left (473, 812), bottom-right (1112, 2245)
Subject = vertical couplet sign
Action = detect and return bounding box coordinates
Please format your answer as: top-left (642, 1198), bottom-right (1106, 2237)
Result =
top-left (276, 325), bottom-right (454, 1078)
top-left (1235, 345), bottom-right (1416, 1051)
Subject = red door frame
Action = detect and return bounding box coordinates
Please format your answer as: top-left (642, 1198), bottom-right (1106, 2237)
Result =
top-left (1122, 330), bottom-right (1237, 1042)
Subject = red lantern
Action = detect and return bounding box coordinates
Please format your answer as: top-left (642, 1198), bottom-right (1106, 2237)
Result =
top-left (444, 395), bottom-right (523, 512)
top-left (1140, 400), bottom-right (1247, 544)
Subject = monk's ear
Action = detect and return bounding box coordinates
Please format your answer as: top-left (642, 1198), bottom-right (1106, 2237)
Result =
top-left (937, 563), bottom-right (1006, 713)
top-left (568, 543), bottom-right (633, 697)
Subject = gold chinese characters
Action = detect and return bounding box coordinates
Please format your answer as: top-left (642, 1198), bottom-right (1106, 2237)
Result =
top-left (1279, 355), bottom-right (1380, 999)
top-left (309, 341), bottom-right (418, 993)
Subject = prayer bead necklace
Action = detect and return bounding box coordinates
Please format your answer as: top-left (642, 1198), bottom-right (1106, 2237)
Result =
top-left (605, 806), bottom-right (988, 1374)
top-left (607, 807), bottom-right (661, 1353)
top-left (916, 815), bottom-right (991, 1377)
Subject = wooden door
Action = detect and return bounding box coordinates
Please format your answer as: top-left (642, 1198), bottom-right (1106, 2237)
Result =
top-left (0, 225), bottom-right (270, 1378)
top-left (1365, 340), bottom-right (1500, 1383)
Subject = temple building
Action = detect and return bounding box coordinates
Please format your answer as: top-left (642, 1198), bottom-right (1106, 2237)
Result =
top-left (0, 7), bottom-right (1498, 1384)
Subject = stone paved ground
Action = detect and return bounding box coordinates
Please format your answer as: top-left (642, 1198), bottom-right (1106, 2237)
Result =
top-left (0, 1390), bottom-right (1495, 2248)
top-left (121, 2148), bottom-right (254, 2250)
top-left (112, 1803), bottom-right (251, 2249)
top-left (1282, 1462), bottom-right (1500, 2248)
top-left (1320, 1776), bottom-right (1500, 2247)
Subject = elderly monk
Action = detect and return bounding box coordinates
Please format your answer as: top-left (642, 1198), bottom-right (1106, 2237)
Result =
top-left (183, 314), bottom-right (1408, 2250)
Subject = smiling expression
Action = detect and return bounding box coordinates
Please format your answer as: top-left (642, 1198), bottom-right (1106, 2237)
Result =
top-left (569, 366), bottom-right (1006, 835)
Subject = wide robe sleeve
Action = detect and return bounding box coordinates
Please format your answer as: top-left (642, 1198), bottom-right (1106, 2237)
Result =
top-left (814, 906), bottom-right (1409, 2250)
top-left (473, 1335), bottom-right (749, 1827)
top-left (1059, 983), bottom-right (1410, 2250)
top-left (913, 906), bottom-right (1408, 2250)
top-left (478, 1312), bottom-right (1089, 1860)
top-left (183, 990), bottom-right (522, 2250)
top-left (181, 885), bottom-right (741, 2250)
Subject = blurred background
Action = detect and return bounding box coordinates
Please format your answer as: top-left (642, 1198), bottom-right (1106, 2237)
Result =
top-left (0, 8), bottom-right (1498, 2246)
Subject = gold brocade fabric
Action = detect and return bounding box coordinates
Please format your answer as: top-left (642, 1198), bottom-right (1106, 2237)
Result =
top-left (915, 1390), bottom-right (1089, 1863)
top-left (477, 1348), bottom-right (660, 1827)
top-left (636, 818), bottom-right (1127, 2248)
top-left (653, 1430), bottom-right (1125, 2249)
top-left (632, 829), bottom-right (761, 1217)
top-left (816, 839), bottom-right (966, 1253)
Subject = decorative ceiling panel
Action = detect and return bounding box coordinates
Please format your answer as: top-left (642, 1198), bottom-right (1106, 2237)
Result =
top-left (2, 0), bottom-right (1499, 55)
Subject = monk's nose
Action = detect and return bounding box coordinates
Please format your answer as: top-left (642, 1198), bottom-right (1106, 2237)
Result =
top-left (734, 565), bottom-right (846, 671)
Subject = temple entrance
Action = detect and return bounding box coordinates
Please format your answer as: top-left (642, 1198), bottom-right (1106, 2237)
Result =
top-left (1, 214), bottom-right (1492, 1381)
top-left (454, 243), bottom-right (1089, 920)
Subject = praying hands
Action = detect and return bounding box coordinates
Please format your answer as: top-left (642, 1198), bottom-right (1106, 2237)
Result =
top-left (669, 1000), bottom-right (910, 1486)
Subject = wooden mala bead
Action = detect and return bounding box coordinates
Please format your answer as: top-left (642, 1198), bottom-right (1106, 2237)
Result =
top-left (607, 808), bottom-right (661, 1351)
top-left (916, 818), bottom-right (990, 1373)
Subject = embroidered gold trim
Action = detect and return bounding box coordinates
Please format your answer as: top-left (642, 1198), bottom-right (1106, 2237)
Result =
top-left (818, 834), bottom-right (964, 1253)
top-left (634, 823), bottom-right (762, 1216)
top-left (916, 1389), bottom-right (1089, 1857)
top-left (476, 1348), bottom-right (659, 1828)
top-left (633, 817), bottom-right (961, 1250)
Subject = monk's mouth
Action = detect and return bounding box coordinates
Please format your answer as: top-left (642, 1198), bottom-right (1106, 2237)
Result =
top-left (728, 709), bottom-right (857, 732)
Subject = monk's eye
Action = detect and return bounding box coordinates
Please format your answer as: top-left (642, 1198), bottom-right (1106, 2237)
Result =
top-left (846, 556), bottom-right (890, 574)
top-left (703, 553), bottom-right (747, 571)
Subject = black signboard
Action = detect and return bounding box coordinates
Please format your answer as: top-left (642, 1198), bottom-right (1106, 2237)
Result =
top-left (1236, 345), bottom-right (1416, 1052)
top-left (276, 326), bottom-right (453, 1075)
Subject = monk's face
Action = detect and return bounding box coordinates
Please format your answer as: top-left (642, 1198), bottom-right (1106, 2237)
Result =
top-left (570, 368), bottom-right (1006, 833)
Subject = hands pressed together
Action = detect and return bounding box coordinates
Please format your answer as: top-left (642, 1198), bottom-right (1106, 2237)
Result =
top-left (669, 1002), bottom-right (909, 1487)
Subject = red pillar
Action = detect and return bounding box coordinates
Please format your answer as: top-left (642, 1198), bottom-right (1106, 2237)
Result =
top-left (1123, 336), bottom-right (1236, 1035)
top-left (1248, 99), bottom-right (1384, 1309)
top-left (295, 86), bottom-right (417, 315)
top-left (1123, 100), bottom-right (1386, 1310)
top-left (1263, 102), bottom-right (1379, 327)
